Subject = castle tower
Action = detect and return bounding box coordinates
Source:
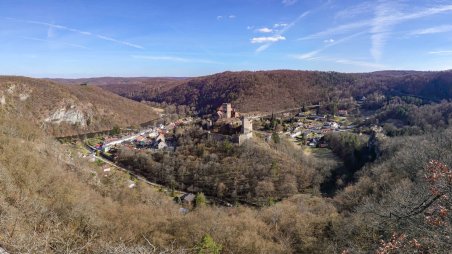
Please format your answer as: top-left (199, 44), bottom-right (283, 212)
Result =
top-left (241, 116), bottom-right (252, 134)
top-left (222, 103), bottom-right (232, 118)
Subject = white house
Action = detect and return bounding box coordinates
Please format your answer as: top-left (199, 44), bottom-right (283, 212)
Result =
top-left (290, 131), bottom-right (302, 138)
top-left (158, 141), bottom-right (167, 150)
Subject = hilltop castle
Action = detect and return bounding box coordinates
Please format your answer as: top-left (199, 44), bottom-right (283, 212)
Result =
top-left (217, 103), bottom-right (239, 119)
top-left (209, 103), bottom-right (253, 145)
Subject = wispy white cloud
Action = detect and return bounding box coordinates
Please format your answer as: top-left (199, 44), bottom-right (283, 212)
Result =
top-left (333, 58), bottom-right (387, 69)
top-left (21, 36), bottom-right (88, 49)
top-left (299, 3), bottom-right (452, 61)
top-left (217, 15), bottom-right (236, 21)
top-left (281, 11), bottom-right (311, 32)
top-left (295, 32), bottom-right (365, 60)
top-left (132, 55), bottom-right (218, 64)
top-left (334, 2), bottom-right (373, 20)
top-left (251, 35), bottom-right (286, 44)
top-left (370, 1), bottom-right (397, 61)
top-left (7, 17), bottom-right (143, 49)
top-left (17, 19), bottom-right (93, 36)
top-left (298, 55), bottom-right (387, 69)
top-left (274, 23), bottom-right (288, 28)
top-left (398, 5), bottom-right (452, 20)
top-left (300, 20), bottom-right (371, 40)
top-left (282, 0), bottom-right (298, 6)
top-left (133, 55), bottom-right (189, 62)
top-left (253, 10), bottom-right (310, 53)
top-left (370, 3), bottom-right (452, 61)
top-left (256, 44), bottom-right (271, 53)
top-left (256, 27), bottom-right (273, 33)
top-left (95, 35), bottom-right (143, 49)
top-left (295, 51), bottom-right (320, 60)
top-left (428, 50), bottom-right (452, 55)
top-left (47, 25), bottom-right (56, 38)
top-left (410, 24), bottom-right (452, 35)
top-left (301, 4), bottom-right (452, 40)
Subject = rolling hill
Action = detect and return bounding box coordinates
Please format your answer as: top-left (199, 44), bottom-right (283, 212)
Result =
top-left (84, 70), bottom-right (452, 115)
top-left (52, 77), bottom-right (188, 102)
top-left (0, 76), bottom-right (159, 136)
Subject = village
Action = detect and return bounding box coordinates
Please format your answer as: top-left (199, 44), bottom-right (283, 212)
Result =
top-left (85, 117), bottom-right (194, 159)
top-left (85, 103), bottom-right (256, 160)
top-left (84, 100), bottom-right (362, 162)
top-left (268, 108), bottom-right (357, 148)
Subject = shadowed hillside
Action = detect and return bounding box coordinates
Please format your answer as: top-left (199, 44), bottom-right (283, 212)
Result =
top-left (0, 76), bottom-right (159, 136)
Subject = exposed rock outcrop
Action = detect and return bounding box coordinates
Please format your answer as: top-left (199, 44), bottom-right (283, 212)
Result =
top-left (368, 125), bottom-right (387, 160)
top-left (45, 105), bottom-right (92, 127)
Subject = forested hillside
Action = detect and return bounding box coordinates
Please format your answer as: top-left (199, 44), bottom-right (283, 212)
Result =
top-left (92, 70), bottom-right (452, 114)
top-left (0, 76), bottom-right (159, 136)
top-left (53, 77), bottom-right (187, 102)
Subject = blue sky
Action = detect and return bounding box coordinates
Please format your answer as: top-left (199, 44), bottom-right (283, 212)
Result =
top-left (1, 0), bottom-right (452, 77)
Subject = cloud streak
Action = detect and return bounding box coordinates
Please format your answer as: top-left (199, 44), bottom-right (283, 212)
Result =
top-left (274, 23), bottom-right (288, 28)
top-left (254, 10), bottom-right (311, 53)
top-left (428, 50), bottom-right (452, 55)
top-left (299, 3), bottom-right (452, 61)
top-left (295, 31), bottom-right (366, 60)
top-left (217, 15), bottom-right (236, 21)
top-left (370, 1), bottom-right (396, 61)
top-left (299, 19), bottom-right (371, 40)
top-left (256, 27), bottom-right (273, 33)
top-left (301, 4), bottom-right (452, 40)
top-left (299, 56), bottom-right (387, 69)
top-left (21, 36), bottom-right (88, 49)
top-left (132, 55), bottom-right (218, 64)
top-left (370, 3), bottom-right (452, 61)
top-left (334, 1), bottom-right (373, 20)
top-left (410, 24), bottom-right (452, 35)
top-left (282, 0), bottom-right (298, 6)
top-left (251, 35), bottom-right (286, 44)
top-left (6, 17), bottom-right (144, 49)
top-left (96, 35), bottom-right (143, 49)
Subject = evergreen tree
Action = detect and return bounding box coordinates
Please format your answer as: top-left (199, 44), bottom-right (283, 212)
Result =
top-left (195, 192), bottom-right (207, 207)
top-left (195, 234), bottom-right (222, 254)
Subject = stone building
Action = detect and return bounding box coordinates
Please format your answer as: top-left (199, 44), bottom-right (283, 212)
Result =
top-left (207, 116), bottom-right (253, 145)
top-left (217, 103), bottom-right (239, 119)
top-left (241, 116), bottom-right (252, 134)
top-left (238, 116), bottom-right (253, 145)
top-left (222, 103), bottom-right (232, 118)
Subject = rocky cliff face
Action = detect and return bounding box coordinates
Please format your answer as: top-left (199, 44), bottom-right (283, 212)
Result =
top-left (368, 125), bottom-right (387, 160)
top-left (0, 93), bottom-right (5, 105)
top-left (0, 82), bottom-right (32, 105)
top-left (45, 104), bottom-right (92, 127)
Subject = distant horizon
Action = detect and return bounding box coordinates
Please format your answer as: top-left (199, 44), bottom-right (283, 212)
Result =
top-left (31, 68), bottom-right (452, 79)
top-left (0, 68), bottom-right (449, 80)
top-left (1, 0), bottom-right (452, 77)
